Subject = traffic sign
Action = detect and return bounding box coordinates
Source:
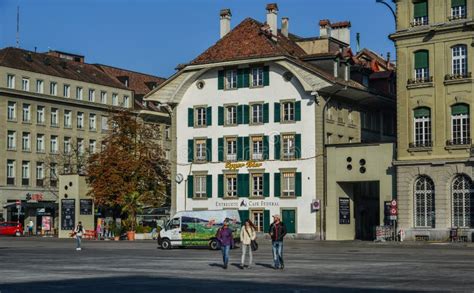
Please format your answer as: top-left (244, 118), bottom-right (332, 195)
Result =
top-left (391, 199), bottom-right (397, 207)
top-left (390, 208), bottom-right (397, 215)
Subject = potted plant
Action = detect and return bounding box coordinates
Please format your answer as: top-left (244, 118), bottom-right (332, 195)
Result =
top-left (121, 191), bottom-right (143, 241)
top-left (110, 222), bottom-right (121, 241)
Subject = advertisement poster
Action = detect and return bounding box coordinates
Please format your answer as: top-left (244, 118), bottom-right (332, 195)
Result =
top-left (80, 199), bottom-right (93, 215)
top-left (61, 199), bottom-right (75, 230)
top-left (339, 198), bottom-right (350, 224)
top-left (42, 216), bottom-right (52, 231)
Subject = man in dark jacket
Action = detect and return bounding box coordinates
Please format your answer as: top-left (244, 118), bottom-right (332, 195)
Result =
top-left (268, 214), bottom-right (287, 269)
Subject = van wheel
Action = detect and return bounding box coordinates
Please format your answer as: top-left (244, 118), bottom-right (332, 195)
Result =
top-left (209, 239), bottom-right (219, 250)
top-left (161, 239), bottom-right (171, 250)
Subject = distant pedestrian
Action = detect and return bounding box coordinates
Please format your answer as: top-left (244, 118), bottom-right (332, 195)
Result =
top-left (74, 221), bottom-right (85, 251)
top-left (240, 219), bottom-right (257, 269)
top-left (96, 222), bottom-right (102, 240)
top-left (216, 219), bottom-right (234, 269)
top-left (103, 223), bottom-right (109, 240)
top-left (268, 214), bottom-right (287, 270)
top-left (27, 220), bottom-right (34, 236)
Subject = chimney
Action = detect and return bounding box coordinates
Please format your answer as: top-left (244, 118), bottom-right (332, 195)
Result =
top-left (281, 17), bottom-right (289, 37)
top-left (266, 3), bottom-right (278, 40)
top-left (220, 8), bottom-right (232, 38)
top-left (329, 21), bottom-right (351, 45)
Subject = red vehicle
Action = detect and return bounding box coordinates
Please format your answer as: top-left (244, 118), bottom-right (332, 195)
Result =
top-left (0, 222), bottom-right (23, 236)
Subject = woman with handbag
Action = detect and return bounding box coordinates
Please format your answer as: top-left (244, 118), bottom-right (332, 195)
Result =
top-left (240, 219), bottom-right (257, 269)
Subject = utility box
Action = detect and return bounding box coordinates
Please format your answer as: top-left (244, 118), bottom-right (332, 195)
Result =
top-left (58, 175), bottom-right (94, 238)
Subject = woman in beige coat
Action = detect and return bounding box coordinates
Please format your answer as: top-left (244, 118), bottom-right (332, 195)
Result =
top-left (240, 219), bottom-right (257, 269)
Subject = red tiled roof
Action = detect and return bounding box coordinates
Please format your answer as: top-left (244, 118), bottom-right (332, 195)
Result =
top-left (0, 47), bottom-right (128, 89)
top-left (330, 21), bottom-right (351, 28)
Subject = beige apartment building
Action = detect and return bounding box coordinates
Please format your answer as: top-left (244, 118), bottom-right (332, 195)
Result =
top-left (0, 47), bottom-right (168, 233)
top-left (391, 0), bottom-right (474, 240)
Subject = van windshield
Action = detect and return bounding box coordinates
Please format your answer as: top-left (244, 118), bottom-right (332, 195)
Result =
top-left (166, 218), bottom-right (180, 230)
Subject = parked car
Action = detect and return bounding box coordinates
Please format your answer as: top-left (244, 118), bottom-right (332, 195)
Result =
top-left (0, 222), bottom-right (23, 236)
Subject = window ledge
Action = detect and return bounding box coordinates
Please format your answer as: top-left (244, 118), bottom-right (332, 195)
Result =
top-left (249, 122), bottom-right (264, 126)
top-left (192, 197), bottom-right (209, 200)
top-left (326, 118), bottom-right (335, 124)
top-left (408, 146), bottom-right (432, 153)
top-left (22, 121), bottom-right (32, 125)
top-left (280, 196), bottom-right (297, 199)
top-left (444, 77), bottom-right (472, 86)
top-left (348, 123), bottom-right (357, 128)
top-left (249, 85), bottom-right (264, 89)
top-left (280, 120), bottom-right (296, 124)
top-left (7, 119), bottom-right (17, 123)
top-left (223, 196), bottom-right (238, 200)
top-left (249, 196), bottom-right (265, 200)
top-left (407, 82), bottom-right (434, 89)
top-left (37, 123), bottom-right (46, 126)
top-left (445, 144), bottom-right (471, 150)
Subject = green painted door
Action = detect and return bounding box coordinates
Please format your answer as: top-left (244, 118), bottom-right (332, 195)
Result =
top-left (282, 209), bottom-right (296, 234)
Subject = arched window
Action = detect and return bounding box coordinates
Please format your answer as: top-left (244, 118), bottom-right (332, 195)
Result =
top-left (414, 176), bottom-right (435, 228)
top-left (451, 104), bottom-right (470, 145)
top-left (414, 50), bottom-right (429, 81)
top-left (413, 107), bottom-right (431, 147)
top-left (452, 175), bottom-right (473, 228)
top-left (452, 45), bottom-right (468, 76)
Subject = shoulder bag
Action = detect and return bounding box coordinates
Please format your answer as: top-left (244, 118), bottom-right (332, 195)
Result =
top-left (245, 227), bottom-right (258, 251)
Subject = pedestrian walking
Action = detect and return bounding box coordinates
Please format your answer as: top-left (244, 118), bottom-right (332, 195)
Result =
top-left (96, 221), bottom-right (102, 240)
top-left (268, 214), bottom-right (287, 270)
top-left (216, 219), bottom-right (234, 269)
top-left (240, 219), bottom-right (257, 269)
top-left (73, 221), bottom-right (85, 251)
top-left (27, 220), bottom-right (34, 236)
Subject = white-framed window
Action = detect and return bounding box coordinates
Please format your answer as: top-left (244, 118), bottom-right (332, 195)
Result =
top-left (101, 91), bottom-right (107, 104)
top-left (251, 103), bottom-right (263, 124)
top-left (282, 134), bottom-right (295, 160)
top-left (22, 132), bottom-right (30, 151)
top-left (194, 175), bottom-right (207, 198)
top-left (77, 138), bottom-right (84, 154)
top-left (89, 114), bottom-right (97, 131)
top-left (282, 172), bottom-right (296, 197)
top-left (36, 106), bottom-right (45, 124)
top-left (451, 1), bottom-right (467, 19)
top-left (451, 104), bottom-right (470, 145)
top-left (7, 160), bottom-right (16, 184)
top-left (195, 139), bottom-right (207, 162)
top-left (50, 135), bottom-right (58, 153)
top-left (452, 45), bottom-right (468, 76)
top-left (225, 175), bottom-right (237, 197)
top-left (89, 139), bottom-right (96, 153)
top-left (7, 74), bottom-right (15, 89)
top-left (282, 101), bottom-right (295, 122)
top-left (413, 0), bottom-right (428, 26)
top-left (225, 69), bottom-right (237, 89)
top-left (64, 110), bottom-right (72, 128)
top-left (77, 112), bottom-right (84, 129)
top-left (452, 174), bottom-right (473, 228)
top-left (7, 131), bottom-right (16, 150)
top-left (414, 176), bottom-right (435, 228)
top-left (413, 108), bottom-right (431, 148)
top-left (226, 137), bottom-right (237, 161)
top-left (123, 95), bottom-right (130, 108)
top-left (251, 136), bottom-right (263, 160)
top-left (101, 116), bottom-right (109, 131)
top-left (63, 137), bottom-right (71, 154)
top-left (36, 80), bottom-right (44, 93)
top-left (88, 89), bottom-right (95, 102)
top-left (112, 93), bottom-right (118, 106)
top-left (252, 210), bottom-right (264, 232)
top-left (36, 162), bottom-right (44, 180)
top-left (7, 101), bottom-right (16, 121)
top-left (251, 174), bottom-right (263, 197)
top-left (76, 87), bottom-right (83, 100)
top-left (64, 84), bottom-right (71, 98)
top-left (195, 107), bottom-right (207, 127)
top-left (251, 67), bottom-right (264, 87)
top-left (414, 50), bottom-right (429, 81)
top-left (51, 108), bottom-right (59, 126)
top-left (50, 82), bottom-right (57, 96)
top-left (22, 104), bottom-right (31, 122)
top-left (22, 161), bottom-right (30, 181)
top-left (21, 78), bottom-right (30, 91)
top-left (225, 105), bottom-right (237, 125)
top-left (36, 134), bottom-right (45, 153)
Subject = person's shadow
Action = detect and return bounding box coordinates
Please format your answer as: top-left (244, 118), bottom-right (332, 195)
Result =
top-left (255, 262), bottom-right (274, 269)
top-left (209, 263), bottom-right (225, 268)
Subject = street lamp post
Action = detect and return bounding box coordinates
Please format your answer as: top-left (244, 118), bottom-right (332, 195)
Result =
top-left (376, 0), bottom-right (396, 23)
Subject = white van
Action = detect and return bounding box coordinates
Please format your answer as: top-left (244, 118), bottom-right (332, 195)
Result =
top-left (158, 210), bottom-right (241, 250)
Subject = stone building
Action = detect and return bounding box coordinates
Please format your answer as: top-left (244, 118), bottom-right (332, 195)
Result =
top-left (391, 0), bottom-right (474, 240)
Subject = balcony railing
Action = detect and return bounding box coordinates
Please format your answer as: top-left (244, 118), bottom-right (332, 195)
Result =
top-left (408, 76), bottom-right (433, 85)
top-left (448, 14), bottom-right (467, 21)
top-left (252, 153), bottom-right (263, 160)
top-left (446, 138), bottom-right (471, 146)
top-left (411, 17), bottom-right (429, 27)
top-left (409, 141), bottom-right (433, 148)
top-left (226, 154), bottom-right (237, 162)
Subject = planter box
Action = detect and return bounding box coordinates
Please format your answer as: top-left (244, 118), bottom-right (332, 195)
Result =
top-left (135, 233), bottom-right (153, 240)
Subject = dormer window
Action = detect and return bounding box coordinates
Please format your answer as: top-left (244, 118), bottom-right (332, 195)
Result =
top-left (451, 0), bottom-right (467, 20)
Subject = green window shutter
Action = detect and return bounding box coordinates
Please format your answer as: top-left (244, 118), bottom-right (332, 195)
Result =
top-left (237, 137), bottom-right (243, 161)
top-left (263, 173), bottom-right (270, 197)
top-left (414, 51), bottom-right (429, 69)
top-left (218, 174), bottom-right (224, 198)
top-left (274, 173), bottom-right (281, 197)
top-left (188, 139), bottom-right (194, 162)
top-left (452, 0), bottom-right (466, 7)
top-left (243, 136), bottom-right (250, 161)
top-left (243, 105), bottom-right (250, 124)
top-left (274, 103), bottom-right (281, 122)
top-left (295, 172), bottom-right (302, 197)
top-left (237, 69), bottom-right (244, 88)
top-left (218, 106), bottom-right (224, 126)
top-left (218, 70), bottom-right (224, 90)
top-left (218, 138), bottom-right (224, 162)
top-left (237, 105), bottom-right (243, 125)
top-left (452, 104), bottom-right (469, 115)
top-left (414, 1), bottom-right (428, 18)
top-left (238, 210), bottom-right (249, 224)
top-left (263, 210), bottom-right (270, 233)
top-left (206, 175), bottom-right (213, 198)
top-left (295, 134), bottom-right (301, 159)
top-left (237, 174), bottom-right (249, 197)
top-left (263, 103), bottom-right (269, 123)
top-left (414, 107), bottom-right (430, 118)
top-left (243, 68), bottom-right (250, 87)
top-left (295, 101), bottom-right (301, 121)
top-left (188, 108), bottom-right (194, 127)
top-left (274, 135), bottom-right (281, 160)
top-left (206, 138), bottom-right (212, 162)
top-left (206, 106), bottom-right (212, 126)
top-left (263, 136), bottom-right (269, 160)
top-left (187, 176), bottom-right (194, 198)
top-left (263, 66), bottom-right (270, 86)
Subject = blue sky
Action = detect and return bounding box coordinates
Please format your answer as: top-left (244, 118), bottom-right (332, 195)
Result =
top-left (0, 0), bottom-right (396, 78)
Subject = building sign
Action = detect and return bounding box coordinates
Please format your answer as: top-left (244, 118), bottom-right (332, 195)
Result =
top-left (225, 161), bottom-right (263, 170)
top-left (339, 198), bottom-right (350, 224)
top-left (26, 192), bottom-right (44, 202)
top-left (215, 198), bottom-right (279, 209)
top-left (61, 199), bottom-right (75, 230)
top-left (80, 199), bottom-right (93, 215)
